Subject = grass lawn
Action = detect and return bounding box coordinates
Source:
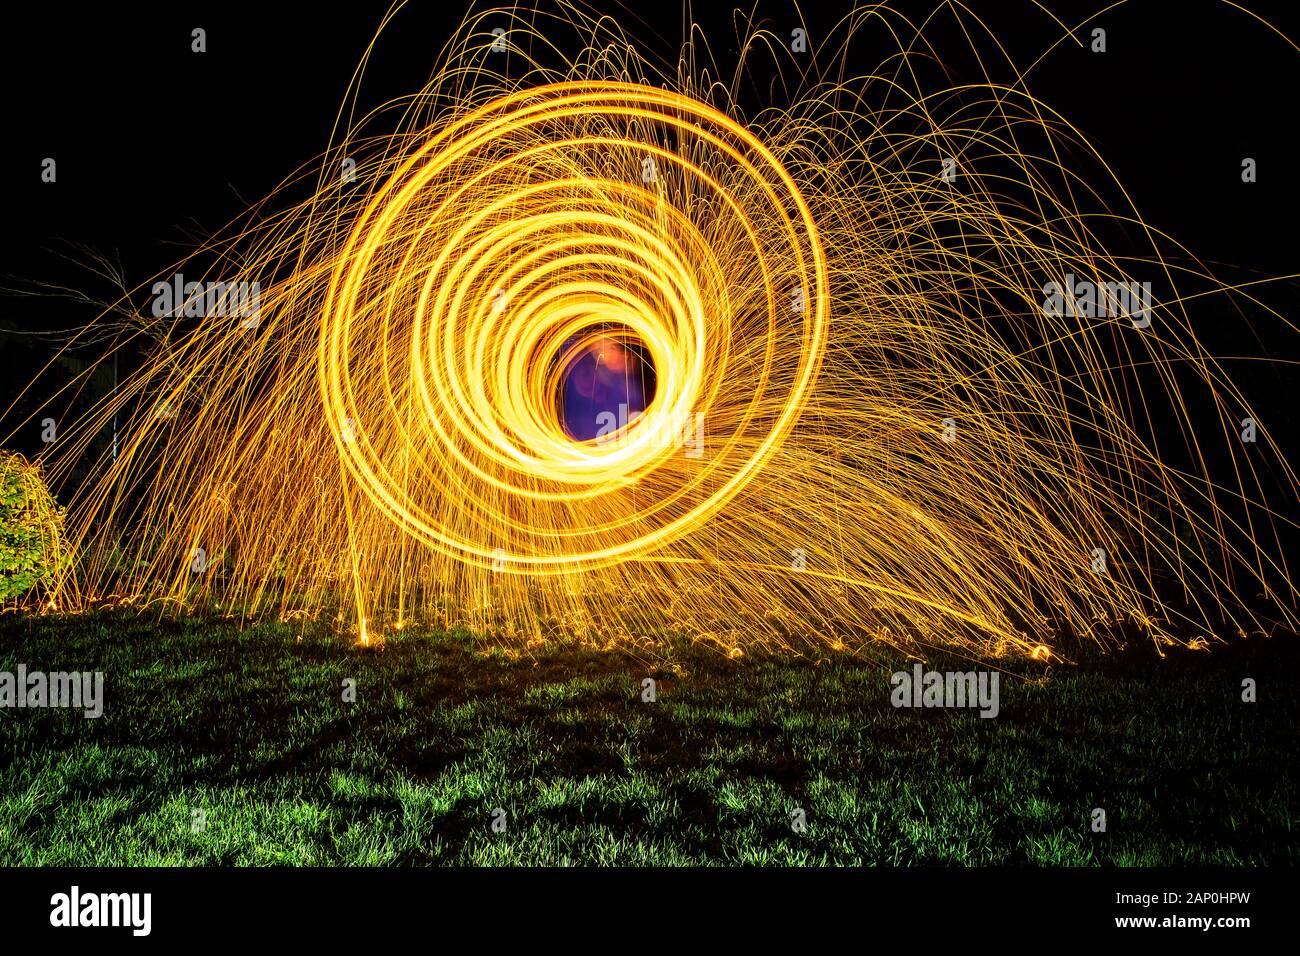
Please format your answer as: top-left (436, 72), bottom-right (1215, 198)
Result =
top-left (0, 611), bottom-right (1294, 865)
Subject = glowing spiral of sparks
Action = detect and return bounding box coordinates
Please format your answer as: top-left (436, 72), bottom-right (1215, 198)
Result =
top-left (11, 2), bottom-right (1297, 661)
top-left (319, 82), bottom-right (828, 572)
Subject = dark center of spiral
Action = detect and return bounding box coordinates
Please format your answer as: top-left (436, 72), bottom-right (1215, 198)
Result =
top-left (556, 330), bottom-right (656, 442)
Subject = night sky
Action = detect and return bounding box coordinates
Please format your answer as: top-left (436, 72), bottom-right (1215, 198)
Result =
top-left (2, 0), bottom-right (1296, 488)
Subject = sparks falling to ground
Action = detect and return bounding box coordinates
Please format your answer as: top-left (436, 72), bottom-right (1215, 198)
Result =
top-left (10, 1), bottom-right (1297, 661)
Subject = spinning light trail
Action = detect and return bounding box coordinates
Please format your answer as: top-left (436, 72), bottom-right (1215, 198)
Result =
top-left (11, 1), bottom-right (1298, 660)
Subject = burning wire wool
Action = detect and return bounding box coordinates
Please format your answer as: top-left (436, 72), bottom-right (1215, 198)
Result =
top-left (15, 3), bottom-right (1297, 659)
